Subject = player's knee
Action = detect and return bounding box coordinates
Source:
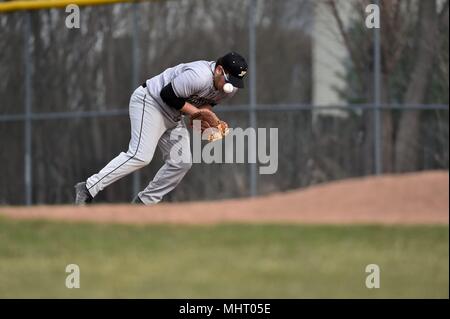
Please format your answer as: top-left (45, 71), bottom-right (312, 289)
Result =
top-left (126, 149), bottom-right (154, 167)
top-left (133, 155), bottom-right (152, 167)
top-left (175, 160), bottom-right (192, 172)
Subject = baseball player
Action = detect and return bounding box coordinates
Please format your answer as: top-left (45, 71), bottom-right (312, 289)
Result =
top-left (74, 52), bottom-right (248, 205)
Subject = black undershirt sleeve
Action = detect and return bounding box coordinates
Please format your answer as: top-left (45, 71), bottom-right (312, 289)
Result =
top-left (160, 82), bottom-right (186, 110)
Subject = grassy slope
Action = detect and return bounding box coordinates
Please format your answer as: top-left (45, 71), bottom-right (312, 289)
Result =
top-left (0, 218), bottom-right (448, 298)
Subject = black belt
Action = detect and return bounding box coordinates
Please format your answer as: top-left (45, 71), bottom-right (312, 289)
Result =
top-left (141, 82), bottom-right (147, 88)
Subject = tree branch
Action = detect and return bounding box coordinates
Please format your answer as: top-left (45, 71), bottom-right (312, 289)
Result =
top-left (325, 0), bottom-right (366, 77)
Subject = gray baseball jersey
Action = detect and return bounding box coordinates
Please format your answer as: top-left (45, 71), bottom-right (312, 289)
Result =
top-left (144, 60), bottom-right (237, 122)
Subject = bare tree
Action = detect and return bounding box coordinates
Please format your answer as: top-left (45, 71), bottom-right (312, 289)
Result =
top-left (326, 0), bottom-right (449, 173)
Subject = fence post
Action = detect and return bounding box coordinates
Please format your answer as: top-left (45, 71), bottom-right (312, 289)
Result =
top-left (373, 0), bottom-right (382, 175)
top-left (24, 11), bottom-right (33, 205)
top-left (131, 2), bottom-right (141, 199)
top-left (248, 0), bottom-right (257, 197)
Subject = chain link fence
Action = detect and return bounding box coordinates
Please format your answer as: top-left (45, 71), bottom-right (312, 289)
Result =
top-left (0, 0), bottom-right (448, 205)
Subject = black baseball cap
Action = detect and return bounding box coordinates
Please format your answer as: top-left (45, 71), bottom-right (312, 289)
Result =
top-left (217, 52), bottom-right (248, 88)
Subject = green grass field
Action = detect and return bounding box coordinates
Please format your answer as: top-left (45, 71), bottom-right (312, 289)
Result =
top-left (0, 218), bottom-right (448, 298)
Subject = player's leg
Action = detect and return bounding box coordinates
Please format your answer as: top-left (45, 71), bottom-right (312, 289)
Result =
top-left (136, 120), bottom-right (192, 204)
top-left (75, 87), bottom-right (166, 204)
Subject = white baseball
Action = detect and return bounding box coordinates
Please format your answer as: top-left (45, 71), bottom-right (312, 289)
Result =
top-left (223, 83), bottom-right (234, 93)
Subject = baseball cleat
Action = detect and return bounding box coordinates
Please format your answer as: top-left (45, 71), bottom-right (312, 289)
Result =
top-left (74, 182), bottom-right (93, 205)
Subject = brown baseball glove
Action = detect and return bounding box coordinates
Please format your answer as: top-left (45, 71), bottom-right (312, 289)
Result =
top-left (189, 109), bottom-right (229, 142)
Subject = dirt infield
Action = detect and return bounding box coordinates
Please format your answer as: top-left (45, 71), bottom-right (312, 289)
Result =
top-left (0, 171), bottom-right (448, 225)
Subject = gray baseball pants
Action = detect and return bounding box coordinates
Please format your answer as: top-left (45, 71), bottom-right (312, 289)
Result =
top-left (85, 86), bottom-right (192, 204)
